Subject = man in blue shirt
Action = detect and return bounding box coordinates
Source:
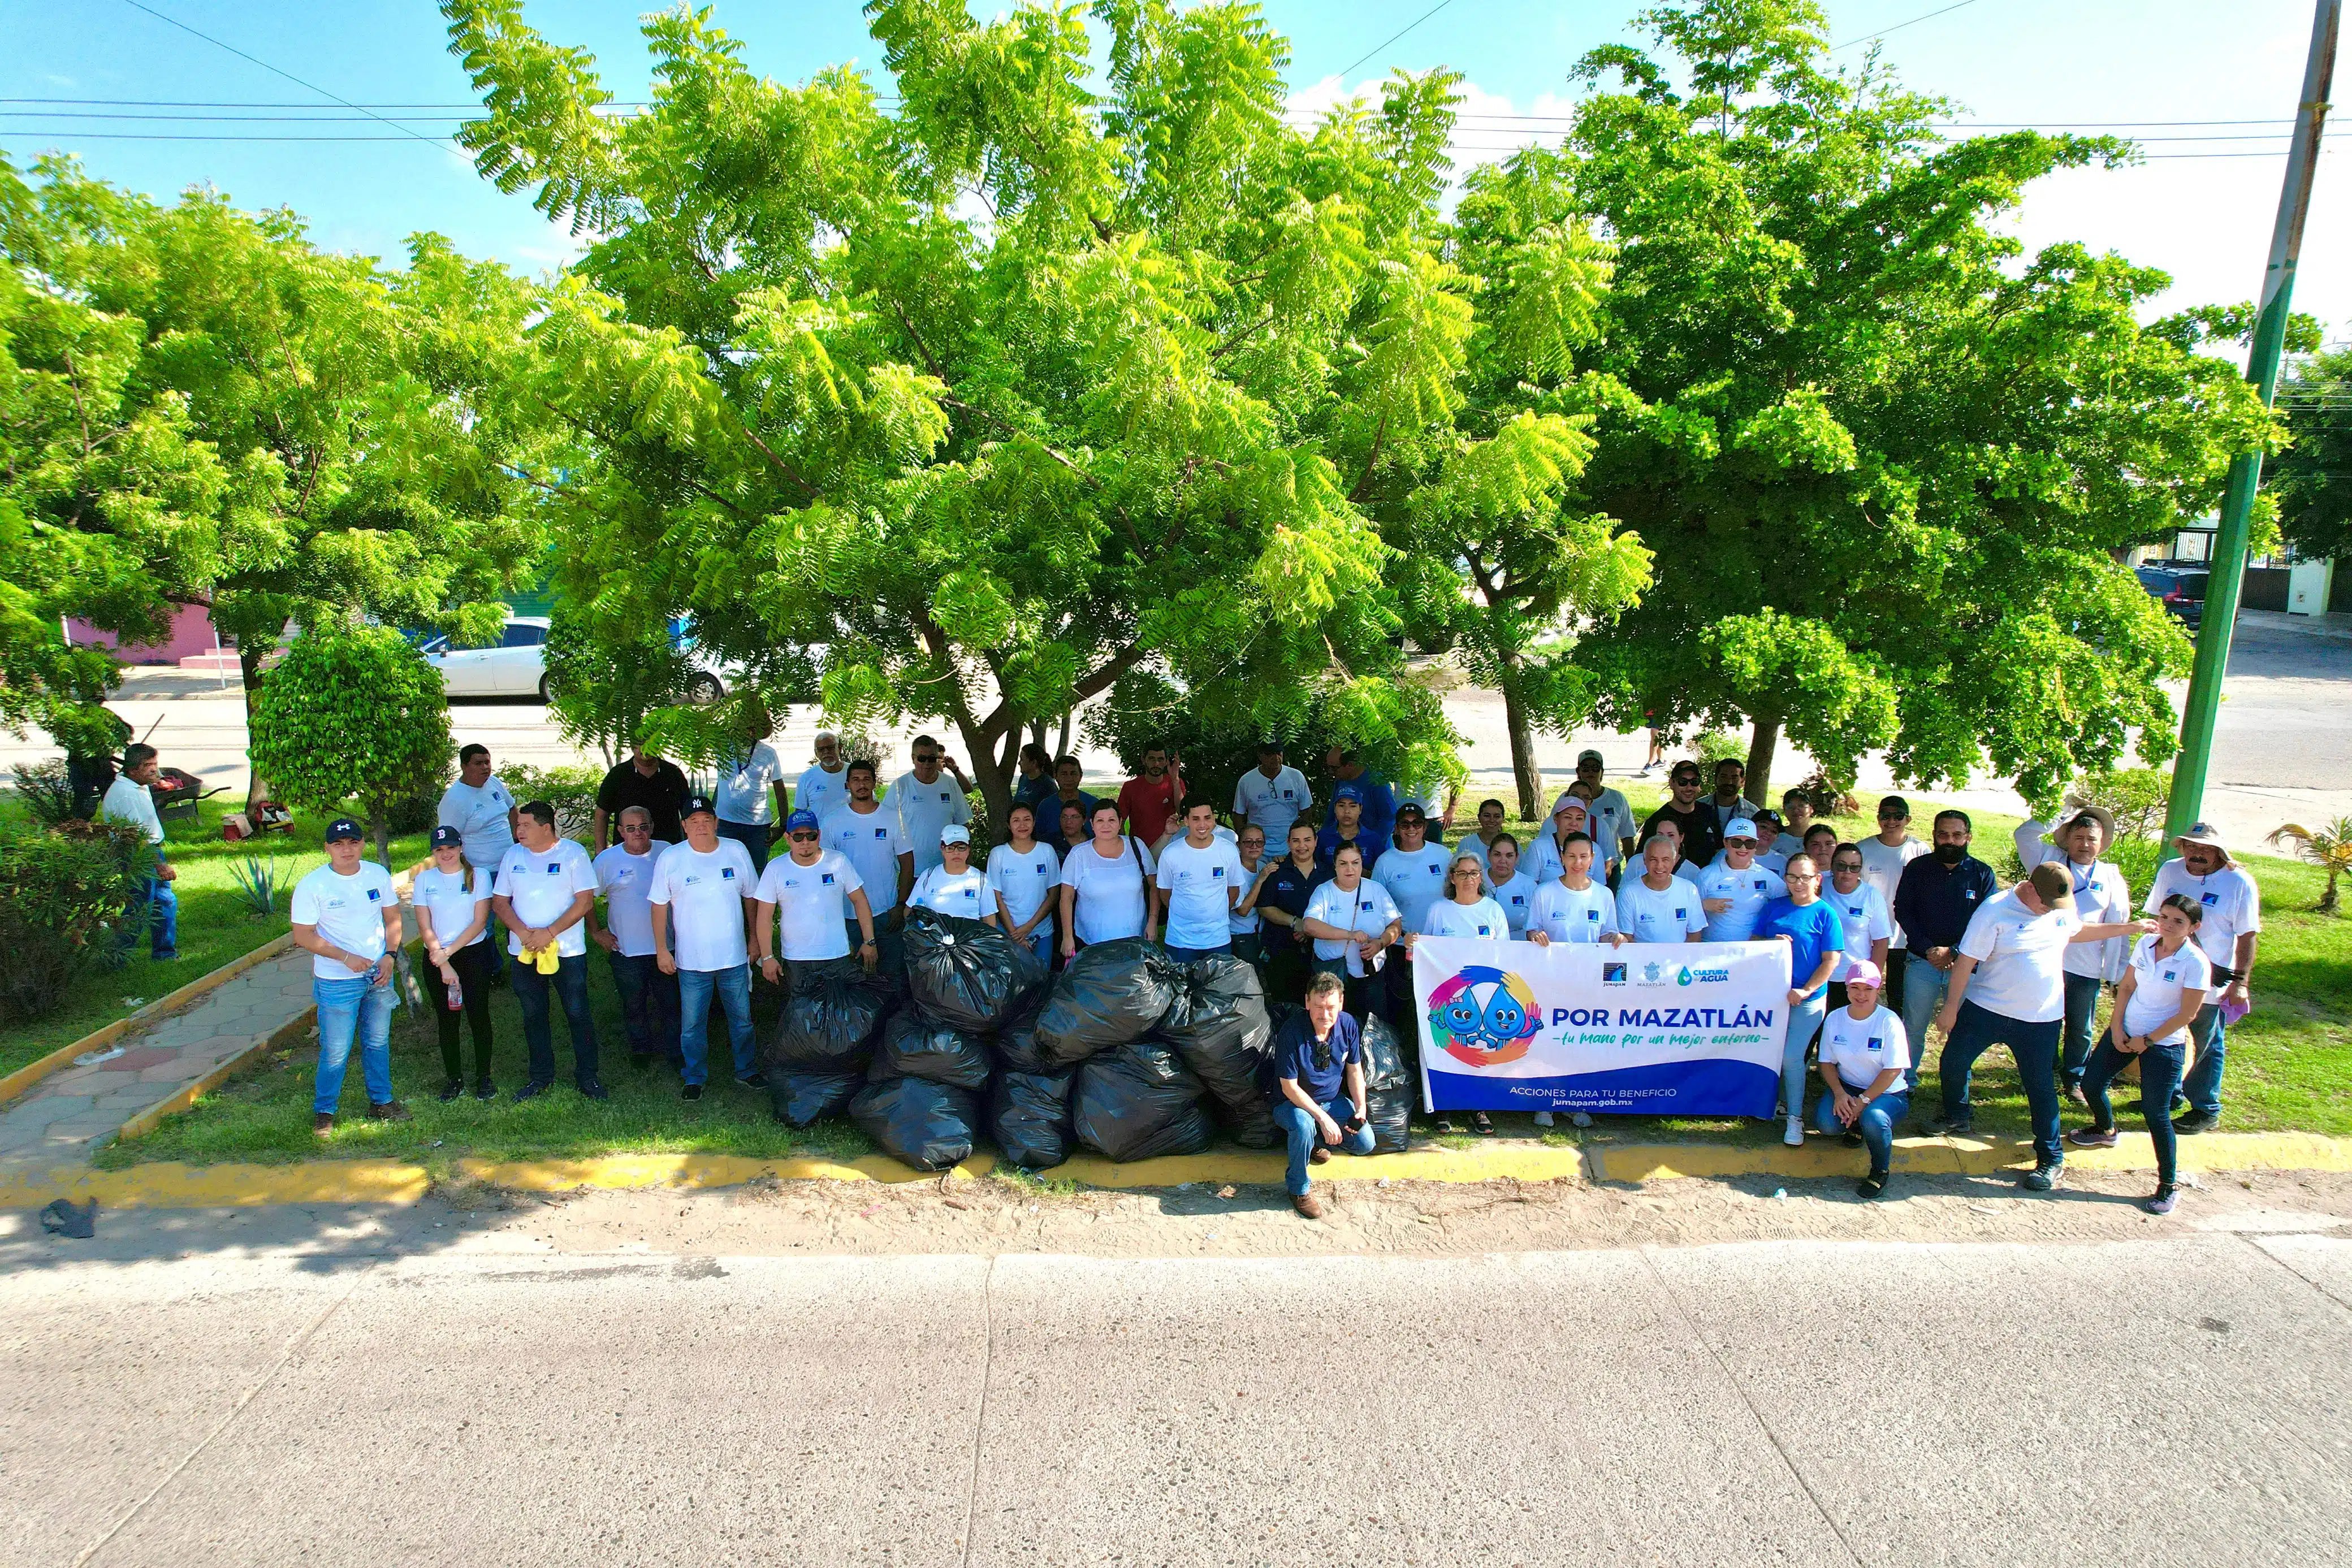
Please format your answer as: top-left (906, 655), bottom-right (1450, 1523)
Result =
top-left (1321, 747), bottom-right (1396, 850)
top-left (1270, 972), bottom-right (1375, 1218)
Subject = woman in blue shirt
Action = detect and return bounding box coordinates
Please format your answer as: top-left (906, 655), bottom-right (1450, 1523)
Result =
top-left (1757, 853), bottom-right (1845, 1148)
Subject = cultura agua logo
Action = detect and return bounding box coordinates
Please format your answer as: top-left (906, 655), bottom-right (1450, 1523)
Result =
top-left (1426, 965), bottom-right (1541, 1068)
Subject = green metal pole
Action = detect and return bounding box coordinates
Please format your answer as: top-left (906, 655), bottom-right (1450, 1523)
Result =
top-left (2163, 0), bottom-right (2341, 857)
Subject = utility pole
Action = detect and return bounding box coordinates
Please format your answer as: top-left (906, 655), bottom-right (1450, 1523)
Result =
top-left (2163, 0), bottom-right (2340, 856)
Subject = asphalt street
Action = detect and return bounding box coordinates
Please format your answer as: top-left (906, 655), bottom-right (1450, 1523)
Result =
top-left (2, 1203), bottom-right (2347, 1567)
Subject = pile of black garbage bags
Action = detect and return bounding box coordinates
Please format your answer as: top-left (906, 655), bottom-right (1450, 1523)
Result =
top-left (764, 911), bottom-right (1416, 1171)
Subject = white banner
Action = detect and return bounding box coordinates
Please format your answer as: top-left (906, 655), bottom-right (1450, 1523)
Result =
top-left (1410, 937), bottom-right (1795, 1117)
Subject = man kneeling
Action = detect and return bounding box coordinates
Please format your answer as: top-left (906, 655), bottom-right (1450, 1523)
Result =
top-left (1273, 972), bottom-right (1375, 1219)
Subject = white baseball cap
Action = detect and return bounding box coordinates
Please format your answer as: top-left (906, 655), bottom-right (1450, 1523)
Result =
top-left (1723, 818), bottom-right (1759, 841)
top-left (940, 825), bottom-right (971, 846)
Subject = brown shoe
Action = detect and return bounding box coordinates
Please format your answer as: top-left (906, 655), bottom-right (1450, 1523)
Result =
top-left (1292, 1190), bottom-right (1324, 1220)
top-left (313, 1112), bottom-right (335, 1136)
top-left (1309, 1145), bottom-right (1333, 1164)
top-left (366, 1101), bottom-right (412, 1123)
top-left (2065, 1083), bottom-right (2089, 1107)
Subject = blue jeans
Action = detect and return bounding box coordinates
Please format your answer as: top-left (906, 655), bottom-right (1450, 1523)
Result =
top-left (2083, 1037), bottom-right (2187, 1186)
top-left (1780, 989), bottom-right (1827, 1120)
top-left (1813, 1085), bottom-right (1912, 1175)
top-left (1013, 925), bottom-right (1054, 969)
top-left (123, 869), bottom-right (179, 959)
top-left (609, 950), bottom-right (681, 1063)
top-left (2180, 973), bottom-right (2232, 1116)
top-left (1275, 1095), bottom-right (1376, 1196)
top-left (678, 963), bottom-right (755, 1085)
top-left (313, 973), bottom-right (395, 1114)
top-left (1164, 940), bottom-right (1231, 964)
top-left (1940, 1000), bottom-right (2064, 1168)
top-left (2060, 972), bottom-right (2103, 1088)
top-left (1899, 960), bottom-right (1952, 1088)
top-left (715, 818), bottom-right (771, 874)
top-left (511, 952), bottom-right (599, 1088)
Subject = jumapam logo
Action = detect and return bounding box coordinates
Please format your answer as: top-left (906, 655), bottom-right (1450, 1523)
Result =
top-left (1426, 964), bottom-right (1541, 1069)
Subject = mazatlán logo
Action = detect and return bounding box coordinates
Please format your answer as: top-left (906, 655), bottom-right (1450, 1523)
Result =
top-left (1426, 965), bottom-right (1541, 1068)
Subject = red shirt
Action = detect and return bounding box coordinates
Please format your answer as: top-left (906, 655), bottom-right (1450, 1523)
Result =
top-left (1116, 772), bottom-right (1184, 837)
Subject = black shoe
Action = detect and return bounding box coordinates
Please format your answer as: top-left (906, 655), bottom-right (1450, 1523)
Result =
top-left (2172, 1110), bottom-right (2218, 1134)
top-left (439, 1078), bottom-right (465, 1103)
top-left (1925, 1112), bottom-right (1974, 1137)
top-left (682, 1082), bottom-right (704, 1102)
top-left (473, 1078), bottom-right (497, 1101)
top-left (736, 1071), bottom-right (769, 1090)
top-left (2018, 1161), bottom-right (2063, 1193)
top-left (513, 1081), bottom-right (552, 1103)
top-left (1857, 1173), bottom-right (1888, 1200)
top-left (1841, 1129), bottom-right (1863, 1148)
top-left (577, 1080), bottom-right (608, 1101)
top-left (630, 1052), bottom-right (656, 1072)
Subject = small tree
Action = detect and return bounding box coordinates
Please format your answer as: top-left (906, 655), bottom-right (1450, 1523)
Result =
top-left (249, 626), bottom-right (454, 867)
top-left (2267, 818), bottom-right (2352, 914)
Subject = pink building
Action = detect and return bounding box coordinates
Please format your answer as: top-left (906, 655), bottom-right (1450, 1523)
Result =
top-left (64, 603), bottom-right (231, 666)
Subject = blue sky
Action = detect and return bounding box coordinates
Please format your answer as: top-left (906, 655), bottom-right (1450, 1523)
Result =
top-left (5, 1), bottom-right (2344, 335)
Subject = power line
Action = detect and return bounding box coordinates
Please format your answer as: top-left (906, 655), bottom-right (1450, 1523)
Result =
top-left (1335, 0), bottom-right (1461, 79)
top-left (1831, 0), bottom-right (1986, 51)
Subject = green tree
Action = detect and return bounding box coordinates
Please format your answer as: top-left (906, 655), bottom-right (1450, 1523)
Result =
top-left (1556, 0), bottom-right (2281, 804)
top-left (2272, 341), bottom-right (2352, 566)
top-left (247, 626), bottom-right (455, 867)
top-left (0, 154), bottom-right (552, 799)
top-left (439, 0), bottom-right (1477, 818)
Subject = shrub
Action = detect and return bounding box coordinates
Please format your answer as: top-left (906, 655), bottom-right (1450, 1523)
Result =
top-left (499, 764), bottom-right (602, 843)
top-left (0, 821), bottom-right (145, 1021)
top-left (2063, 767), bottom-right (2171, 844)
top-left (12, 758), bottom-right (80, 828)
top-left (1688, 730), bottom-right (1746, 773)
top-left (249, 625), bottom-right (455, 866)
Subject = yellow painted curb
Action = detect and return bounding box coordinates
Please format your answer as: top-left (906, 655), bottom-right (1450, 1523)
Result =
top-left (115, 1006), bottom-right (318, 1142)
top-left (0, 1159), bottom-right (432, 1210)
top-left (1590, 1130), bottom-right (2352, 1184)
top-left (453, 1153), bottom-right (1001, 1190)
top-left (0, 932), bottom-right (299, 1110)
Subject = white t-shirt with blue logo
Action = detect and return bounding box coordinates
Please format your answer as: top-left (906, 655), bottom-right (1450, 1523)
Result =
top-left (793, 763), bottom-right (850, 823)
top-left (1818, 1003), bottom-right (1912, 1091)
top-left (291, 861), bottom-right (398, 980)
top-left (1154, 836), bottom-right (1248, 950)
top-left (820, 804), bottom-right (910, 915)
top-left (1529, 879), bottom-right (1618, 943)
top-left (1487, 869), bottom-right (1537, 938)
top-left (1304, 878), bottom-right (1402, 971)
top-left (1696, 860), bottom-right (1781, 942)
top-left (715, 740), bottom-right (785, 826)
top-left (1616, 875), bottom-right (1706, 944)
top-left (494, 838), bottom-right (600, 960)
top-left (910, 864), bottom-right (993, 923)
top-left (646, 838), bottom-right (756, 972)
top-left (887, 770), bottom-right (971, 875)
top-left (590, 843), bottom-right (670, 957)
top-left (2120, 934), bottom-right (2212, 1044)
top-left (987, 842), bottom-right (1061, 929)
top-left (1233, 765), bottom-right (1310, 845)
top-left (755, 848), bottom-right (864, 961)
top-left (2142, 860), bottom-right (2259, 974)
top-left (1420, 895), bottom-right (1508, 941)
top-left (1828, 879), bottom-right (1893, 976)
top-left (411, 864), bottom-right (491, 953)
top-left (1371, 843), bottom-right (1452, 934)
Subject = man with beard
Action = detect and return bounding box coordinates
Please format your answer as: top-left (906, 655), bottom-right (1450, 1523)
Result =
top-left (1117, 743), bottom-right (1188, 841)
top-left (1892, 809), bottom-right (1998, 1076)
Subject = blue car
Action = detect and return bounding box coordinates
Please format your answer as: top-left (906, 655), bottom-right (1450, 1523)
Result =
top-left (2135, 565), bottom-right (2207, 630)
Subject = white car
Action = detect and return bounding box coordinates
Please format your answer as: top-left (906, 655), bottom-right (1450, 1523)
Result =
top-left (420, 616), bottom-right (729, 703)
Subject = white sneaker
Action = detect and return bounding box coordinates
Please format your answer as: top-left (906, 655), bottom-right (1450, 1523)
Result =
top-left (1571, 1111), bottom-right (1593, 1128)
top-left (1783, 1115), bottom-right (1805, 1147)
top-left (1533, 1111), bottom-right (1555, 1128)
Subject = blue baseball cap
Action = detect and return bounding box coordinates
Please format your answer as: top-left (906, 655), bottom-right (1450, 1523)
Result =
top-left (325, 816), bottom-right (364, 843)
top-left (785, 809), bottom-right (821, 833)
top-left (430, 825), bottom-right (462, 849)
top-left (1333, 781), bottom-right (1365, 804)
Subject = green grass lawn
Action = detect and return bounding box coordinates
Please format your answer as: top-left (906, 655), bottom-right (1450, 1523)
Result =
top-left (0, 796), bottom-right (433, 1080)
top-left (94, 785), bottom-right (2352, 1168)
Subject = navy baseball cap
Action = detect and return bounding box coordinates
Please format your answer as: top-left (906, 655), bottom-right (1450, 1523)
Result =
top-left (785, 808), bottom-right (821, 833)
top-left (1333, 781), bottom-right (1365, 804)
top-left (430, 825), bottom-right (462, 849)
top-left (684, 794), bottom-right (716, 820)
top-left (325, 816), bottom-right (364, 843)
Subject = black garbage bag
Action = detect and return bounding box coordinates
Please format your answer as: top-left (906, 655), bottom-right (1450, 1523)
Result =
top-left (903, 908), bottom-right (1048, 1033)
top-left (770, 1069), bottom-right (863, 1128)
top-left (1361, 1013), bottom-right (1413, 1154)
top-left (1155, 956), bottom-right (1277, 1149)
top-left (1034, 938), bottom-right (1180, 1068)
top-left (850, 1077), bottom-right (980, 1172)
top-left (995, 995), bottom-right (1050, 1074)
top-left (991, 1068), bottom-right (1076, 1170)
top-left (766, 973), bottom-right (889, 1072)
top-left (1073, 1040), bottom-right (1213, 1162)
top-left (870, 1007), bottom-right (993, 1090)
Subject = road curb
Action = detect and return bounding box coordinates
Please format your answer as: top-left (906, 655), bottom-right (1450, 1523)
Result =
top-left (7, 1130), bottom-right (2346, 1210)
top-left (0, 932), bottom-right (299, 1110)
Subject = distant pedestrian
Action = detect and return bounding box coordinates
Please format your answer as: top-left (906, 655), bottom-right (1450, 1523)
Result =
top-left (590, 807), bottom-right (680, 1072)
top-left (2139, 821), bottom-right (2260, 1133)
top-left (2068, 894), bottom-right (2211, 1215)
top-left (413, 825), bottom-right (498, 1100)
top-left (100, 741), bottom-right (178, 961)
top-left (1271, 972), bottom-right (1375, 1220)
top-left (493, 800), bottom-right (604, 1101)
top-left (289, 816), bottom-right (406, 1134)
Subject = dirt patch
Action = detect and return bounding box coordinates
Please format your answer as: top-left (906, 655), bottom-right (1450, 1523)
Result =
top-left (435, 1166), bottom-right (2352, 1260)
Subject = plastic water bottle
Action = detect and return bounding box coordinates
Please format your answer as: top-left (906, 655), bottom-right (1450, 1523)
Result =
top-left (445, 973), bottom-right (463, 1011)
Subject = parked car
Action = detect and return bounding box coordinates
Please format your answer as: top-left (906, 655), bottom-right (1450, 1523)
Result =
top-left (2135, 565), bottom-right (2208, 631)
top-left (420, 616), bottom-right (729, 703)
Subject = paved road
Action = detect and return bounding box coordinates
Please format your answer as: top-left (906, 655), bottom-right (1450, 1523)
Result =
top-left (2, 1206), bottom-right (2347, 1566)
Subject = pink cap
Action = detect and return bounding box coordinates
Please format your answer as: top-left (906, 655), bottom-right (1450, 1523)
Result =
top-left (1843, 959), bottom-right (1884, 989)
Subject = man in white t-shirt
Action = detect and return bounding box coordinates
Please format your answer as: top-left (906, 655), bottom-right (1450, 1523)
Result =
top-left (438, 743), bottom-right (519, 881)
top-left (289, 816), bottom-right (406, 1133)
top-left (1372, 804), bottom-right (1451, 1029)
top-left (889, 734), bottom-right (972, 875)
top-left (1855, 795), bottom-right (1926, 1011)
top-left (100, 741), bottom-right (178, 960)
top-left (1233, 740), bottom-right (1311, 847)
top-left (713, 706), bottom-right (789, 874)
top-left (2027, 808), bottom-right (2132, 1104)
top-left (648, 795), bottom-right (761, 1100)
top-left (1615, 836), bottom-right (1707, 945)
top-left (1932, 863), bottom-right (2148, 1190)
top-left (1572, 750), bottom-right (1637, 872)
top-left (822, 759), bottom-right (915, 982)
top-left (754, 808), bottom-right (878, 993)
top-left (1695, 818), bottom-right (1779, 941)
top-left (493, 799), bottom-right (604, 1101)
top-left (2141, 821), bottom-right (2262, 1130)
top-left (792, 730), bottom-right (850, 823)
top-left (591, 806), bottom-right (679, 1069)
top-left (1156, 802), bottom-right (1250, 961)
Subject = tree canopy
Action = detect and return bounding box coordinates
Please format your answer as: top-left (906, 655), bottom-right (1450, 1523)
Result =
top-left (2273, 341), bottom-right (2352, 568)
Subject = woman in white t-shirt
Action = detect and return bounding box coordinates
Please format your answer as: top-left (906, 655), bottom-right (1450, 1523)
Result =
top-left (1059, 802), bottom-right (1157, 958)
top-left (410, 825), bottom-right (496, 1100)
top-left (1811, 959), bottom-right (1910, 1199)
top-left (2068, 894), bottom-right (2212, 1215)
top-left (987, 802), bottom-right (1061, 967)
top-left (909, 826), bottom-right (998, 926)
top-left (1299, 842), bottom-right (1402, 1025)
top-left (1410, 852), bottom-right (1508, 1134)
top-left (1482, 834), bottom-right (1537, 939)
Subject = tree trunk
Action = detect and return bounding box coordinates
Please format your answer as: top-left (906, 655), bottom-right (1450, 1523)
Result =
top-left (949, 711), bottom-right (1019, 834)
top-left (239, 641), bottom-right (271, 815)
top-left (1056, 710), bottom-right (1073, 759)
top-left (370, 813), bottom-right (393, 872)
top-left (1498, 665), bottom-right (1545, 822)
top-left (1745, 716), bottom-right (1783, 808)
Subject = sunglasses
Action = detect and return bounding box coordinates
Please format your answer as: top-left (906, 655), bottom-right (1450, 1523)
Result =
top-left (789, 831), bottom-right (819, 842)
